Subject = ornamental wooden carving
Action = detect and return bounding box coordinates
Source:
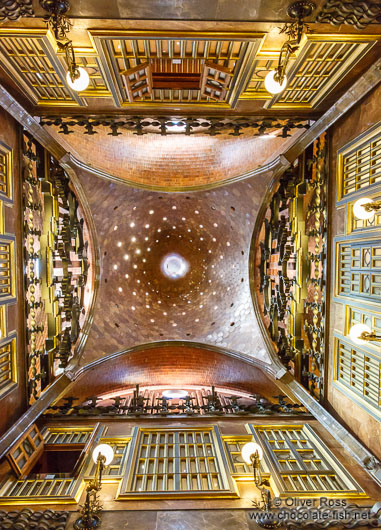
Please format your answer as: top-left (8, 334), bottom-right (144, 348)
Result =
top-left (121, 62), bottom-right (153, 102)
top-left (200, 61), bottom-right (232, 101)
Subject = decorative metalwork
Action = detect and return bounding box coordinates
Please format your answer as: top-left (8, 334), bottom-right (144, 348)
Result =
top-left (265, 1), bottom-right (315, 96)
top-left (23, 133), bottom-right (91, 402)
top-left (256, 134), bottom-right (328, 401)
top-left (316, 0), bottom-right (381, 29)
top-left (0, 509), bottom-right (68, 529)
top-left (0, 0), bottom-right (33, 21)
top-left (40, 115), bottom-right (310, 137)
top-left (44, 386), bottom-right (307, 417)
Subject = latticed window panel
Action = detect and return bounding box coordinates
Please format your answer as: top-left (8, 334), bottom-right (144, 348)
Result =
top-left (85, 439), bottom-right (130, 478)
top-left (266, 37), bottom-right (378, 109)
top-left (43, 427), bottom-right (93, 445)
top-left (0, 145), bottom-right (11, 200)
top-left (249, 424), bottom-right (364, 496)
top-left (0, 239), bottom-right (14, 299)
top-left (0, 338), bottom-right (16, 393)
top-left (339, 124), bottom-right (381, 199)
top-left (121, 428), bottom-right (235, 497)
top-left (337, 241), bottom-right (381, 302)
top-left (6, 424), bottom-right (43, 477)
top-left (336, 338), bottom-right (381, 414)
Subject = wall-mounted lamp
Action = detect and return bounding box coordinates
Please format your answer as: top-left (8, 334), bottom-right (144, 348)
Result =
top-left (241, 442), bottom-right (280, 528)
top-left (40, 0), bottom-right (89, 92)
top-left (74, 443), bottom-right (114, 529)
top-left (264, 1), bottom-right (315, 95)
top-left (353, 198), bottom-right (381, 220)
top-left (349, 323), bottom-right (381, 345)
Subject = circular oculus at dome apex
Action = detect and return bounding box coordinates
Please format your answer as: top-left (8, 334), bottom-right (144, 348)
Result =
top-left (160, 252), bottom-right (190, 280)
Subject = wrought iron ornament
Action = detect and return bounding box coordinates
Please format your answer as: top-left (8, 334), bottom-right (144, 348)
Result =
top-left (23, 132), bottom-right (89, 402)
top-left (40, 116), bottom-right (310, 137)
top-left (0, 509), bottom-right (68, 529)
top-left (316, 0), bottom-right (381, 29)
top-left (257, 134), bottom-right (327, 401)
top-left (45, 386), bottom-right (308, 417)
top-left (0, 0), bottom-right (33, 21)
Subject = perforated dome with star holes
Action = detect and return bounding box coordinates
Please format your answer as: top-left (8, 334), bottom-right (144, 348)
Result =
top-left (75, 165), bottom-right (273, 367)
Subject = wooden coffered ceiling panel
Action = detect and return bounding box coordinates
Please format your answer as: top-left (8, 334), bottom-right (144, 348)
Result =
top-left (89, 30), bottom-right (265, 107)
top-left (241, 34), bottom-right (380, 108)
top-left (0, 29), bottom-right (84, 106)
top-left (264, 35), bottom-right (379, 109)
top-left (0, 28), bottom-right (379, 112)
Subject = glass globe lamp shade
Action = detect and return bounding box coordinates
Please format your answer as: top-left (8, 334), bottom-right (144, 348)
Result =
top-left (353, 198), bottom-right (374, 220)
top-left (66, 67), bottom-right (89, 92)
top-left (92, 443), bottom-right (114, 465)
top-left (349, 323), bottom-right (371, 345)
top-left (162, 389), bottom-right (188, 399)
top-left (241, 442), bottom-right (263, 465)
top-left (264, 70), bottom-right (287, 94)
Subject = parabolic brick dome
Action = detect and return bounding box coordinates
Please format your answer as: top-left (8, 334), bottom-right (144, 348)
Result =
top-left (76, 162), bottom-right (272, 367)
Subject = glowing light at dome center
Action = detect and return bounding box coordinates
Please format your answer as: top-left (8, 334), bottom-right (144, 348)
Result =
top-left (161, 253), bottom-right (189, 279)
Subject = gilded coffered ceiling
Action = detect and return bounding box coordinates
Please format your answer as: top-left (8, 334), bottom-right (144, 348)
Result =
top-left (0, 8), bottom-right (380, 116)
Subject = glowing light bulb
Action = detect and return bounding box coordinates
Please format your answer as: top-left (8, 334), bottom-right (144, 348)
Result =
top-left (349, 323), bottom-right (372, 345)
top-left (66, 67), bottom-right (89, 92)
top-left (353, 198), bottom-right (375, 220)
top-left (264, 70), bottom-right (287, 95)
top-left (241, 442), bottom-right (263, 465)
top-left (92, 443), bottom-right (114, 465)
